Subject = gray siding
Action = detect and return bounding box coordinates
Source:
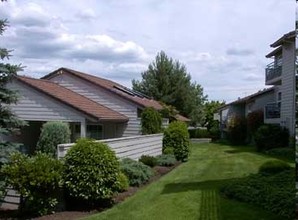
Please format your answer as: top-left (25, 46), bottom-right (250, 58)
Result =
top-left (48, 74), bottom-right (141, 136)
top-left (280, 41), bottom-right (296, 136)
top-left (7, 80), bottom-right (86, 122)
top-left (245, 91), bottom-right (275, 115)
top-left (58, 134), bottom-right (163, 160)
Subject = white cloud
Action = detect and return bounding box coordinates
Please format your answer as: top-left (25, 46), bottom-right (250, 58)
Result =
top-left (0, 0), bottom-right (294, 102)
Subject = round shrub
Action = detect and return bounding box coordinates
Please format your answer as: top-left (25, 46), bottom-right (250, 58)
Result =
top-left (63, 138), bottom-right (120, 203)
top-left (1, 152), bottom-right (63, 216)
top-left (120, 158), bottom-right (153, 186)
top-left (141, 107), bottom-right (162, 135)
top-left (156, 154), bottom-right (176, 167)
top-left (163, 121), bottom-right (190, 162)
top-left (37, 121), bottom-right (71, 157)
top-left (259, 160), bottom-right (291, 175)
top-left (139, 155), bottom-right (157, 167)
top-left (115, 172), bottom-right (129, 192)
top-left (254, 124), bottom-right (289, 151)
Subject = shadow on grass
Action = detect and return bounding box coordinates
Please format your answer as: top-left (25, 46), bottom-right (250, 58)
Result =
top-left (212, 141), bottom-right (294, 163)
top-left (162, 179), bottom-right (233, 194)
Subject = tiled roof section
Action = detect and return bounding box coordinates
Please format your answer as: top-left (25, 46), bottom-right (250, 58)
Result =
top-left (175, 114), bottom-right (191, 122)
top-left (16, 76), bottom-right (128, 122)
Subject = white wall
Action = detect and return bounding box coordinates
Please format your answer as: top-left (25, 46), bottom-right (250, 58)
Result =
top-left (58, 134), bottom-right (163, 160)
top-left (280, 41), bottom-right (296, 136)
top-left (48, 73), bottom-right (141, 137)
top-left (8, 80), bottom-right (86, 123)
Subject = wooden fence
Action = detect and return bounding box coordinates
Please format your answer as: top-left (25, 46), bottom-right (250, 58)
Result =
top-left (57, 134), bottom-right (163, 160)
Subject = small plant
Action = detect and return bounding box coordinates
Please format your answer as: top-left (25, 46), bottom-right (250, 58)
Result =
top-left (163, 121), bottom-right (190, 161)
top-left (259, 160), bottom-right (291, 175)
top-left (115, 172), bottom-right (129, 192)
top-left (63, 138), bottom-right (121, 204)
top-left (141, 107), bottom-right (162, 134)
top-left (156, 154), bottom-right (176, 167)
top-left (139, 155), bottom-right (158, 167)
top-left (37, 121), bottom-right (71, 157)
top-left (254, 124), bottom-right (289, 151)
top-left (162, 147), bottom-right (174, 155)
top-left (1, 152), bottom-right (63, 216)
top-left (120, 158), bottom-right (153, 186)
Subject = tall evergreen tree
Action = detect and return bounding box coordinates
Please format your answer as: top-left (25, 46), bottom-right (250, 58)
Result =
top-left (0, 15), bottom-right (26, 164)
top-left (132, 51), bottom-right (207, 125)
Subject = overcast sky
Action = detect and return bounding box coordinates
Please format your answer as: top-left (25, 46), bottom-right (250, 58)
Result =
top-left (0, 0), bottom-right (295, 102)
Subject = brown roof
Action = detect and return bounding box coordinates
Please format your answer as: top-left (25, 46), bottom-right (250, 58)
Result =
top-left (43, 68), bottom-right (164, 110)
top-left (42, 68), bottom-right (190, 122)
top-left (16, 76), bottom-right (128, 122)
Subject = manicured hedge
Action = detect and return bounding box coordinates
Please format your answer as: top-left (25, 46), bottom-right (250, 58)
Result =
top-left (1, 152), bottom-right (63, 216)
top-left (220, 169), bottom-right (295, 219)
top-left (163, 121), bottom-right (190, 161)
top-left (254, 124), bottom-right (289, 151)
top-left (63, 138), bottom-right (121, 204)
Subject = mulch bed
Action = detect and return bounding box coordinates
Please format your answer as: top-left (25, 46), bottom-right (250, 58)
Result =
top-left (0, 162), bottom-right (181, 220)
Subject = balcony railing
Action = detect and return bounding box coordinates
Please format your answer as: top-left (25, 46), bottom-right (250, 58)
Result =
top-left (265, 60), bottom-right (282, 83)
top-left (265, 103), bottom-right (280, 119)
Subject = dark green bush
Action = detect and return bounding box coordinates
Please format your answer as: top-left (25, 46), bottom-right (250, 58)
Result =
top-left (141, 107), bottom-right (162, 134)
top-left (226, 115), bottom-right (247, 145)
top-left (37, 121), bottom-right (71, 157)
top-left (139, 155), bottom-right (157, 167)
top-left (247, 110), bottom-right (264, 139)
top-left (115, 172), bottom-right (129, 192)
top-left (156, 154), bottom-right (176, 167)
top-left (188, 128), bottom-right (210, 138)
top-left (1, 152), bottom-right (63, 216)
top-left (209, 123), bottom-right (221, 141)
top-left (163, 121), bottom-right (190, 162)
top-left (220, 169), bottom-right (295, 219)
top-left (254, 124), bottom-right (289, 151)
top-left (259, 160), bottom-right (291, 175)
top-left (63, 138), bottom-right (120, 203)
top-left (265, 147), bottom-right (295, 161)
top-left (120, 158), bottom-right (153, 186)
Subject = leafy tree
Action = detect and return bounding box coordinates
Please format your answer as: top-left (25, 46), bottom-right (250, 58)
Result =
top-left (0, 14), bottom-right (26, 164)
top-left (132, 51), bottom-right (207, 126)
top-left (203, 101), bottom-right (225, 130)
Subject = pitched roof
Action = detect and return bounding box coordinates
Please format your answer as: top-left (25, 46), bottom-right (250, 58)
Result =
top-left (218, 87), bottom-right (275, 110)
top-left (43, 67), bottom-right (164, 110)
top-left (16, 76), bottom-right (128, 122)
top-left (42, 67), bottom-right (190, 121)
top-left (270, 30), bottom-right (296, 48)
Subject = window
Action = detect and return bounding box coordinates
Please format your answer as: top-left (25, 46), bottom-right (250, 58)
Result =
top-left (86, 124), bottom-right (103, 140)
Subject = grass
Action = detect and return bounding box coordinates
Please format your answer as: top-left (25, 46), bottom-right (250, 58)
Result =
top-left (84, 143), bottom-right (294, 220)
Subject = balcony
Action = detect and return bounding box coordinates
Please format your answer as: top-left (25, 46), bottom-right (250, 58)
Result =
top-left (265, 60), bottom-right (282, 85)
top-left (265, 103), bottom-right (280, 119)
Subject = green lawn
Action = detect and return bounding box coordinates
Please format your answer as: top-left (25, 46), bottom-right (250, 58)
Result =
top-left (84, 143), bottom-right (294, 220)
